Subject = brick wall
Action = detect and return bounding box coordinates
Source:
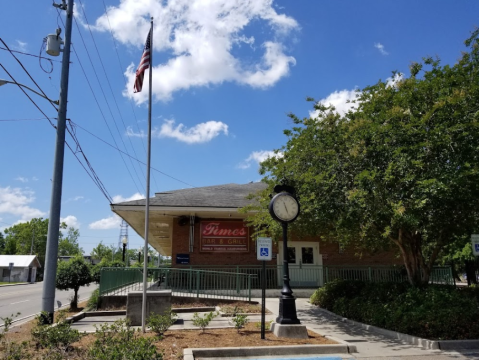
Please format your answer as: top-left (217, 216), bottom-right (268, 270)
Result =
top-left (171, 218), bottom-right (402, 267)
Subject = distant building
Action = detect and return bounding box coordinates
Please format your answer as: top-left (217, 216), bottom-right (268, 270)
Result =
top-left (0, 255), bottom-right (41, 283)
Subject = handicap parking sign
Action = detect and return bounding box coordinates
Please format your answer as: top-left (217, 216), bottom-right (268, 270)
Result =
top-left (257, 237), bottom-right (272, 261)
top-left (472, 234), bottom-right (479, 256)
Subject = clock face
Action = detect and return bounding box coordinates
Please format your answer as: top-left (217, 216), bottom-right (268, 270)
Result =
top-left (269, 193), bottom-right (300, 223)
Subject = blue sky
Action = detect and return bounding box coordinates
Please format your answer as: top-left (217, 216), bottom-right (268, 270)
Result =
top-left (1, 0), bottom-right (478, 255)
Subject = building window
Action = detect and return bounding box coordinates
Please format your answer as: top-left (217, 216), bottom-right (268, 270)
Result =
top-left (287, 247), bottom-right (296, 264)
top-left (2, 269), bottom-right (9, 277)
top-left (302, 247), bottom-right (314, 264)
top-left (339, 244), bottom-right (345, 254)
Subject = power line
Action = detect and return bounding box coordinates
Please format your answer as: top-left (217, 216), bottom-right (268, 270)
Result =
top-left (0, 61), bottom-right (113, 203)
top-left (0, 46), bottom-right (61, 62)
top-left (69, 119), bottom-right (196, 188)
top-left (70, 11), bottom-right (144, 194)
top-left (77, 0), bottom-right (149, 192)
top-left (0, 118), bottom-right (48, 121)
top-left (0, 38), bottom-right (58, 113)
top-left (101, 0), bottom-right (160, 191)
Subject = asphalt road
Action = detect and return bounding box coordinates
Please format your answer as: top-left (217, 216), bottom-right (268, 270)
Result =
top-left (0, 282), bottom-right (96, 324)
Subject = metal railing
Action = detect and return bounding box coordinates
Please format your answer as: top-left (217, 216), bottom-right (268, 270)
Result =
top-left (98, 265), bottom-right (454, 299)
top-left (179, 264), bottom-right (454, 287)
top-left (99, 267), bottom-right (255, 301)
top-left (99, 267), bottom-right (143, 296)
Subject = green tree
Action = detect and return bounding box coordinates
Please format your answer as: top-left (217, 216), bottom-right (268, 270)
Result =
top-left (0, 232), bottom-right (5, 254)
top-left (90, 241), bottom-right (113, 262)
top-left (58, 227), bottom-right (83, 256)
top-left (250, 31), bottom-right (479, 287)
top-left (3, 218), bottom-right (49, 278)
top-left (56, 255), bottom-right (92, 309)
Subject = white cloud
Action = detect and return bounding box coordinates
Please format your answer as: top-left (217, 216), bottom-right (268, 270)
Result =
top-left (238, 150), bottom-right (282, 169)
top-left (89, 215), bottom-right (122, 230)
top-left (15, 176), bottom-right (28, 183)
top-left (310, 89), bottom-right (359, 118)
top-left (0, 186), bottom-right (46, 221)
top-left (112, 192), bottom-right (144, 203)
top-left (374, 42), bottom-right (389, 56)
top-left (61, 215), bottom-right (80, 229)
top-left (127, 120), bottom-right (228, 144)
top-left (159, 120), bottom-right (228, 144)
top-left (93, 0), bottom-right (298, 104)
top-left (13, 40), bottom-right (27, 52)
top-left (32, 177), bottom-right (38, 181)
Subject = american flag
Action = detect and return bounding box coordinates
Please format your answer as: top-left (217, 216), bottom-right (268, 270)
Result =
top-left (133, 30), bottom-right (151, 93)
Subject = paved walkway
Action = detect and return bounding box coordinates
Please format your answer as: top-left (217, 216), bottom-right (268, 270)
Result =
top-left (261, 297), bottom-right (479, 360)
top-left (71, 297), bottom-right (479, 360)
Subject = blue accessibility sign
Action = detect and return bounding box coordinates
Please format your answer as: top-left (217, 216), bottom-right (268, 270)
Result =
top-left (257, 237), bottom-right (272, 261)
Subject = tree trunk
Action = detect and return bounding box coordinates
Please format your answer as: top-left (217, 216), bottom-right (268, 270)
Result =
top-left (393, 230), bottom-right (438, 287)
top-left (72, 287), bottom-right (79, 309)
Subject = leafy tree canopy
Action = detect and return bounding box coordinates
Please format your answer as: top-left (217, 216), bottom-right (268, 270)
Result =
top-left (58, 227), bottom-right (83, 256)
top-left (56, 255), bottom-right (92, 309)
top-left (247, 30), bottom-right (479, 286)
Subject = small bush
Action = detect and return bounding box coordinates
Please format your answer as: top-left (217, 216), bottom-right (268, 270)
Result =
top-left (1, 313), bottom-right (30, 360)
top-left (88, 319), bottom-right (162, 360)
top-left (147, 309), bottom-right (177, 337)
top-left (87, 288), bottom-right (101, 311)
top-left (31, 311), bottom-right (81, 358)
top-left (310, 280), bottom-right (479, 340)
top-left (231, 314), bottom-right (249, 333)
top-left (191, 311), bottom-right (218, 333)
top-left (254, 320), bottom-right (273, 331)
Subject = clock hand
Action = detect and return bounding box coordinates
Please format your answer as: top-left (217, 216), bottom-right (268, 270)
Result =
top-left (283, 203), bottom-right (289, 214)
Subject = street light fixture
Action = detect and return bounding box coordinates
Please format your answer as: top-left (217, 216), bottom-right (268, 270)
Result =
top-left (0, 79), bottom-right (59, 105)
top-left (122, 237), bottom-right (128, 263)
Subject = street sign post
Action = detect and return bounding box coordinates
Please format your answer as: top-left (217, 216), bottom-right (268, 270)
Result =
top-left (472, 234), bottom-right (479, 256)
top-left (8, 263), bottom-right (13, 283)
top-left (257, 237), bottom-right (272, 339)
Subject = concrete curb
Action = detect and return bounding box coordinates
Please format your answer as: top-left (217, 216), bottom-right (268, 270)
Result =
top-left (0, 282), bottom-right (30, 288)
top-left (172, 307), bottom-right (216, 313)
top-left (315, 306), bottom-right (479, 350)
top-left (85, 310), bottom-right (126, 316)
top-left (183, 343), bottom-right (355, 360)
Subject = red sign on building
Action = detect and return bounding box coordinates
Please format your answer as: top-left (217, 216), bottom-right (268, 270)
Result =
top-left (200, 221), bottom-right (249, 253)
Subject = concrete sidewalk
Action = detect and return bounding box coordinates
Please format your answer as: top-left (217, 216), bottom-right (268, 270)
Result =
top-left (260, 297), bottom-right (479, 360)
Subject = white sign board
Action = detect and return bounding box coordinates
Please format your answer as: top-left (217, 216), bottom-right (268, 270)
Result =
top-left (8, 263), bottom-right (13, 271)
top-left (472, 234), bottom-right (479, 256)
top-left (257, 237), bottom-right (272, 261)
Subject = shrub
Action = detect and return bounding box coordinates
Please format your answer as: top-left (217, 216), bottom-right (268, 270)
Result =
top-left (254, 320), bottom-right (273, 331)
top-left (191, 311), bottom-right (218, 333)
top-left (1, 313), bottom-right (30, 360)
top-left (231, 314), bottom-right (249, 333)
top-left (147, 309), bottom-right (177, 337)
top-left (31, 311), bottom-right (81, 357)
top-left (87, 288), bottom-right (101, 311)
top-left (87, 319), bottom-right (162, 360)
top-left (310, 280), bottom-right (479, 340)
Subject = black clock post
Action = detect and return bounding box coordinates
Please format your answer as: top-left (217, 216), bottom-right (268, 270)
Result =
top-left (268, 185), bottom-right (301, 325)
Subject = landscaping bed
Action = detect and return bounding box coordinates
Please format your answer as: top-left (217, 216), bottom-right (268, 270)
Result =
top-left (310, 279), bottom-right (479, 340)
top-left (1, 299), bottom-right (332, 359)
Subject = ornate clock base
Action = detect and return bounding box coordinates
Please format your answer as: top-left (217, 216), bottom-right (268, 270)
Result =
top-left (276, 296), bottom-right (301, 324)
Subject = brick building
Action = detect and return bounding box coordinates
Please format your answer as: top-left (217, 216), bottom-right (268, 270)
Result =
top-left (111, 182), bottom-right (401, 287)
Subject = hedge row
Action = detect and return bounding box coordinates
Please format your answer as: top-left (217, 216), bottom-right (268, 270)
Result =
top-left (310, 280), bottom-right (479, 340)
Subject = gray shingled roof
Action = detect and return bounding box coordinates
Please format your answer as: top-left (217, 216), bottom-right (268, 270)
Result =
top-left (114, 182), bottom-right (268, 208)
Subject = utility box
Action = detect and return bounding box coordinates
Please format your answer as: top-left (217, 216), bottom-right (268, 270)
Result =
top-left (126, 290), bottom-right (172, 326)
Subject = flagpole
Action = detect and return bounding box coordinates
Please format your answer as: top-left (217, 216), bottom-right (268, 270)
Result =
top-left (142, 17), bottom-right (153, 333)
